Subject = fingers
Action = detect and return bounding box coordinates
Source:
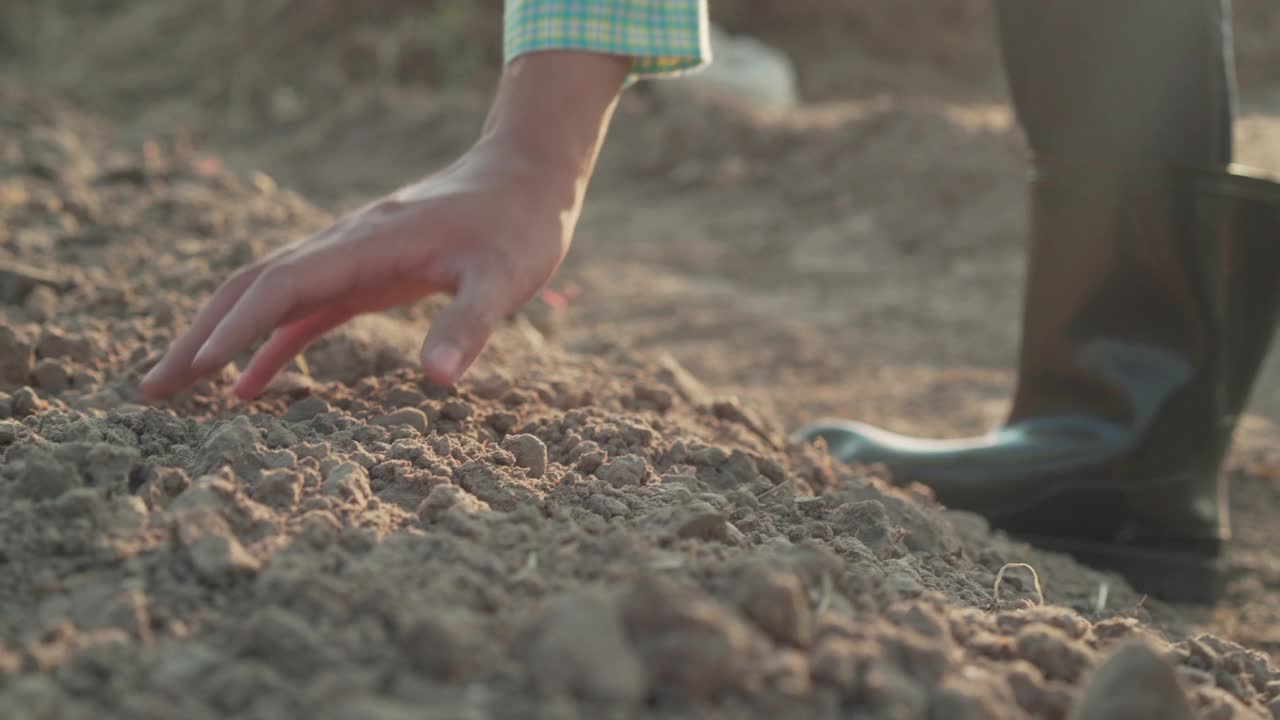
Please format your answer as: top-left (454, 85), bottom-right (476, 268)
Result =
top-left (231, 305), bottom-right (355, 399)
top-left (139, 264), bottom-right (266, 399)
top-left (189, 248), bottom-right (352, 376)
top-left (419, 271), bottom-right (506, 386)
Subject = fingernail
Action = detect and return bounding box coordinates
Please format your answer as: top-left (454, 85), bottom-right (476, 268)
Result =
top-left (191, 342), bottom-right (215, 370)
top-left (424, 344), bottom-right (462, 381)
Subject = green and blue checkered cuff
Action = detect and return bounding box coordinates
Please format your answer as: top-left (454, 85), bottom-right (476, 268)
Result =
top-left (504, 0), bottom-right (712, 78)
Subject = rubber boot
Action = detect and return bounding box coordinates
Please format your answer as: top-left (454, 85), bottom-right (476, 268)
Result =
top-left (794, 163), bottom-right (1280, 603)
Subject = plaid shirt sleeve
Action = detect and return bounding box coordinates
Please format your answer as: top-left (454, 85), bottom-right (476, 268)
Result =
top-left (504, 0), bottom-right (711, 78)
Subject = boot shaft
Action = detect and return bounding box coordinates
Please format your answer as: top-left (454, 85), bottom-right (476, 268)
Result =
top-left (1009, 166), bottom-right (1280, 449)
top-left (1197, 166), bottom-right (1280, 418)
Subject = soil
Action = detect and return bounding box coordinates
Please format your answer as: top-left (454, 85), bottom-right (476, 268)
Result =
top-left (3, 3), bottom-right (1280, 719)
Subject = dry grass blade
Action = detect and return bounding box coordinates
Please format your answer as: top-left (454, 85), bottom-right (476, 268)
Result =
top-left (1092, 582), bottom-right (1110, 613)
top-left (511, 552), bottom-right (538, 582)
top-left (815, 571), bottom-right (834, 614)
top-left (990, 562), bottom-right (1044, 610)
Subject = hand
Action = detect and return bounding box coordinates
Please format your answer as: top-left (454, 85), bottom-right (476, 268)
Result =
top-left (140, 147), bottom-right (571, 399)
top-left (140, 51), bottom-right (630, 401)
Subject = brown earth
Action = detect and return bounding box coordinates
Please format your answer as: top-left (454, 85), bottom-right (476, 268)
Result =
top-left (3, 2), bottom-right (1280, 719)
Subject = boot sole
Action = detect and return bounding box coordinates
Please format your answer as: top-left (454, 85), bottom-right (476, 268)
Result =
top-left (1008, 531), bottom-right (1225, 605)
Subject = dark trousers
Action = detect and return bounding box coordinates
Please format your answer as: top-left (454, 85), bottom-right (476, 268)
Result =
top-left (995, 0), bottom-right (1235, 167)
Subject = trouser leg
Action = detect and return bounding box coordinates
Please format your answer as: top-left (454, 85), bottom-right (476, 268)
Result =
top-left (993, 0), bottom-right (1235, 167)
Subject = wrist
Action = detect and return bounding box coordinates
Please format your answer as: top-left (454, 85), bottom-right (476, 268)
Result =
top-left (474, 51), bottom-right (630, 191)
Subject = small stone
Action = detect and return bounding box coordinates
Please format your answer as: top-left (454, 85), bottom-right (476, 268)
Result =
top-left (31, 358), bottom-right (70, 392)
top-left (370, 407), bottom-right (428, 434)
top-left (739, 567), bottom-right (812, 648)
top-left (385, 386), bottom-right (426, 407)
top-left (1070, 641), bottom-right (1194, 720)
top-left (441, 400), bottom-right (473, 421)
top-left (501, 434), bottom-right (547, 479)
top-left (597, 454), bottom-right (649, 488)
top-left (10, 384), bottom-right (44, 412)
top-left (575, 447), bottom-right (607, 474)
top-left (283, 396), bottom-right (329, 422)
top-left (471, 369), bottom-right (512, 400)
top-left (519, 593), bottom-right (647, 702)
top-left (677, 511), bottom-right (740, 545)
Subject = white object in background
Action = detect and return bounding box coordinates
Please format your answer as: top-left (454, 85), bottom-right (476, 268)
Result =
top-left (661, 25), bottom-right (798, 111)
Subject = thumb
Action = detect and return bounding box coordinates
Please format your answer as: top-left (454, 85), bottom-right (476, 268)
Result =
top-left (420, 273), bottom-right (504, 386)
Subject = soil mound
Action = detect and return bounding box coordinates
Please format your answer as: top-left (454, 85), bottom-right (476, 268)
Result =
top-left (3, 85), bottom-right (1280, 719)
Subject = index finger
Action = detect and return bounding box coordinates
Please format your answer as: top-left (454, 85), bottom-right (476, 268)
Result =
top-left (188, 247), bottom-right (353, 376)
top-left (139, 264), bottom-right (266, 399)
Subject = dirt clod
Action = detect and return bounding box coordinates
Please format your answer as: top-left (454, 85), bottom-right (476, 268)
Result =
top-left (738, 566), bottom-right (813, 648)
top-left (597, 454), bottom-right (650, 488)
top-left (520, 592), bottom-right (648, 702)
top-left (11, 447), bottom-right (80, 500)
top-left (501, 433), bottom-right (548, 478)
top-left (1070, 641), bottom-right (1196, 720)
top-left (370, 407), bottom-right (428, 434)
top-left (176, 507), bottom-right (261, 584)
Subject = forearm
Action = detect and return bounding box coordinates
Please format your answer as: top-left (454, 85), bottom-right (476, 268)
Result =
top-left (474, 51), bottom-right (631, 207)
